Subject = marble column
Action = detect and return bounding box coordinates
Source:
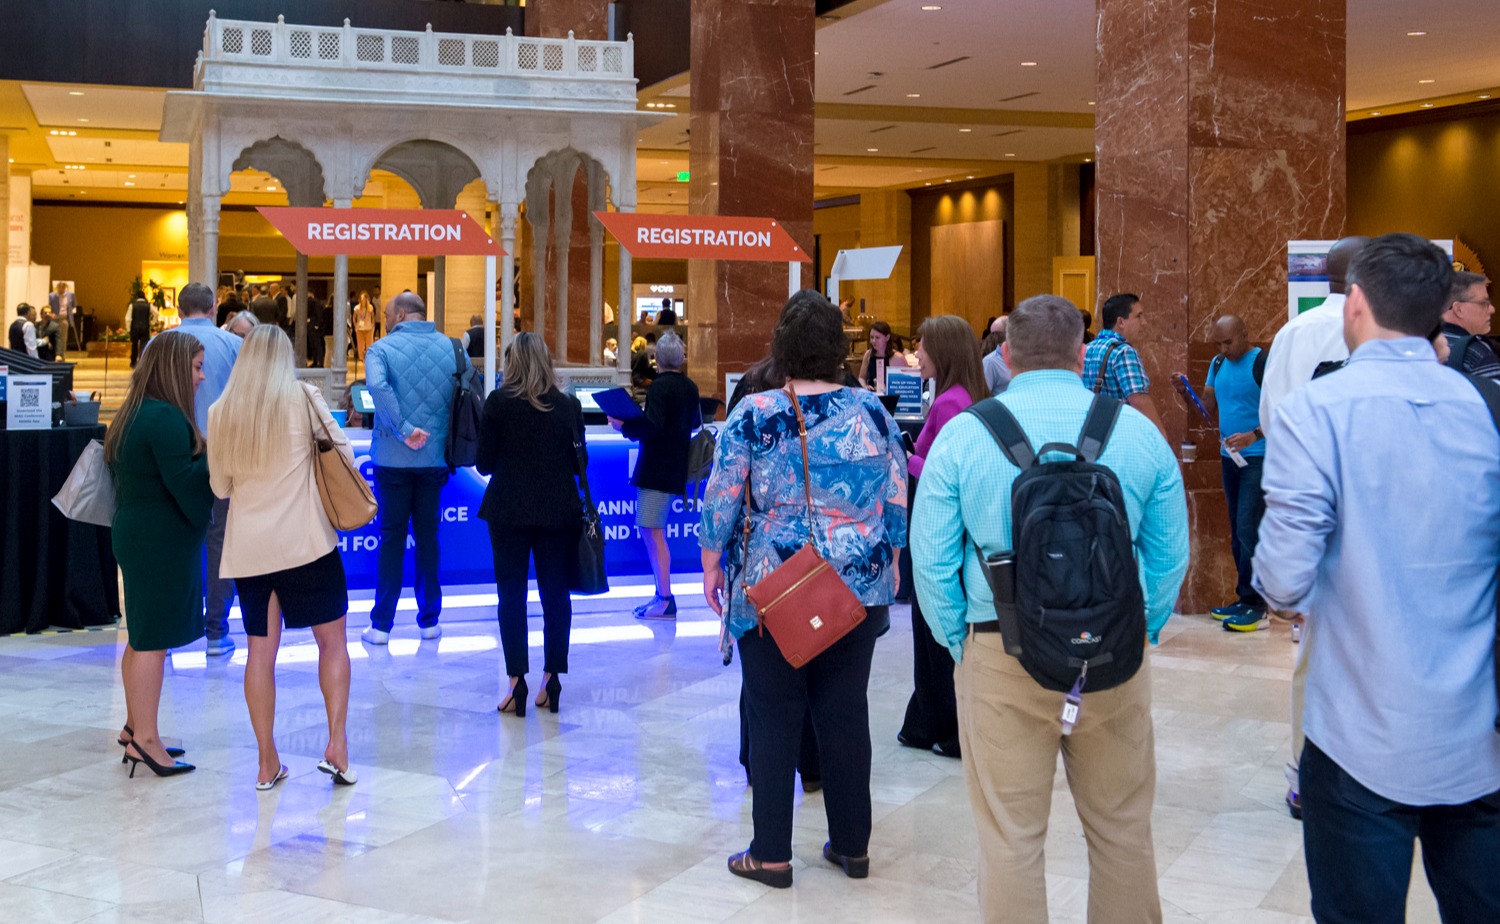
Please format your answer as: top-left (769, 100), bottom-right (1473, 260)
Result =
top-left (525, 0), bottom-right (608, 40)
top-left (553, 160), bottom-right (575, 363)
top-left (1096, 0), bottom-right (1346, 613)
top-left (499, 202), bottom-right (520, 374)
top-left (0, 135), bottom-right (9, 314)
top-left (689, 0), bottom-right (816, 399)
top-left (294, 252), bottom-right (308, 362)
top-left (201, 196), bottom-right (221, 291)
top-left (433, 256), bottom-right (446, 330)
top-left (587, 159), bottom-right (606, 366)
top-left (331, 197), bottom-right (352, 404)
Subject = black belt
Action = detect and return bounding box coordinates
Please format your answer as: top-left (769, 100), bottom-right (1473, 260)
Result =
top-left (969, 621), bottom-right (1001, 633)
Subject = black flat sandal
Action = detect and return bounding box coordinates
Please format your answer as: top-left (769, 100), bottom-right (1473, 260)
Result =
top-left (727, 850), bottom-right (792, 889)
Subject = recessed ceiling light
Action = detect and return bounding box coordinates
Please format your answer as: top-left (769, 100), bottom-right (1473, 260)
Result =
top-left (123, 182), bottom-right (134, 187)
top-left (1419, 79), bottom-right (1435, 84)
top-left (944, 178), bottom-right (952, 182)
top-left (1370, 111), bottom-right (1382, 116)
top-left (1407, 31), bottom-right (1426, 36)
top-left (966, 175), bottom-right (974, 179)
top-left (1088, 101), bottom-right (1096, 106)
top-left (127, 174), bottom-right (136, 178)
top-left (958, 128), bottom-right (972, 133)
top-left (906, 93), bottom-right (921, 98)
top-left (1005, 153), bottom-right (1015, 157)
top-left (1084, 158), bottom-right (1093, 163)
top-left (1020, 62), bottom-right (1038, 67)
top-left (867, 148), bottom-right (879, 152)
top-left (921, 5), bottom-right (942, 10)
top-left (1421, 103), bottom-right (1435, 108)
top-left (77, 118), bottom-right (88, 123)
top-left (68, 90), bottom-right (84, 96)
top-left (1480, 95), bottom-right (1493, 100)
top-left (924, 182), bottom-right (932, 186)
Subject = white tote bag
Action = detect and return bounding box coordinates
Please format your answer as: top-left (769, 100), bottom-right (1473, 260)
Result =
top-left (51, 439), bottom-right (117, 528)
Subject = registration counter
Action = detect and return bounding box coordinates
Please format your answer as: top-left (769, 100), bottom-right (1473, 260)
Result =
top-left (339, 426), bottom-right (705, 590)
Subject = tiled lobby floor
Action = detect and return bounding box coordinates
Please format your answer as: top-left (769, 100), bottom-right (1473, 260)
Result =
top-left (2, 586), bottom-right (1443, 923)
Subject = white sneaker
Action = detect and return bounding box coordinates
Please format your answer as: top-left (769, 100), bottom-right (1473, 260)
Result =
top-left (361, 627), bottom-right (390, 645)
top-left (420, 625), bottom-right (442, 640)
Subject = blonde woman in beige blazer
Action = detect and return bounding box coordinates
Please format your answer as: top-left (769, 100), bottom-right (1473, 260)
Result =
top-left (208, 325), bottom-right (358, 791)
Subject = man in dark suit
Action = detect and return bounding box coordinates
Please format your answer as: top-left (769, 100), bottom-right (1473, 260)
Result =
top-left (249, 285), bottom-right (277, 325)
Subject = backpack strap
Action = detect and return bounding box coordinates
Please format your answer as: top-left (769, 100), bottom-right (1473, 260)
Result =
top-left (965, 399), bottom-right (1036, 470)
top-left (1093, 340), bottom-right (1124, 392)
top-left (1252, 346), bottom-right (1267, 387)
top-left (1209, 354), bottom-right (1224, 383)
top-left (1464, 373), bottom-right (1500, 733)
top-left (450, 337), bottom-right (465, 385)
top-left (1448, 334), bottom-right (1474, 372)
top-left (1076, 396), bottom-right (1123, 464)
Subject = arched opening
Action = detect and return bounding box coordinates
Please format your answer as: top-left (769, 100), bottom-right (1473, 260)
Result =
top-left (525, 147), bottom-right (613, 366)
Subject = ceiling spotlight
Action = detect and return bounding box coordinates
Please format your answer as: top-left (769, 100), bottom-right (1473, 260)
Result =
top-left (1084, 158), bottom-right (1093, 163)
top-left (1407, 31), bottom-right (1426, 36)
top-left (1421, 103), bottom-right (1435, 108)
top-left (867, 147), bottom-right (879, 152)
top-left (1005, 153), bottom-right (1015, 157)
top-left (959, 128), bottom-right (972, 133)
top-left (1370, 111), bottom-right (1383, 116)
top-left (1020, 62), bottom-right (1038, 67)
top-left (123, 181), bottom-right (135, 187)
top-left (924, 182), bottom-right (932, 186)
top-left (127, 174), bottom-right (136, 178)
top-left (77, 118), bottom-right (88, 123)
top-left (921, 5), bottom-right (942, 10)
top-left (966, 175), bottom-right (974, 179)
top-left (1088, 101), bottom-right (1096, 106)
top-left (68, 90), bottom-right (84, 96)
top-left (1419, 79), bottom-right (1435, 84)
top-left (906, 93), bottom-right (921, 98)
top-left (1480, 95), bottom-right (1493, 100)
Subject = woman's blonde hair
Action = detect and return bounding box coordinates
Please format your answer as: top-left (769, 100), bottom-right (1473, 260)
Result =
top-left (208, 325), bottom-right (303, 478)
top-left (502, 331), bottom-right (558, 412)
top-left (105, 330), bottom-right (205, 465)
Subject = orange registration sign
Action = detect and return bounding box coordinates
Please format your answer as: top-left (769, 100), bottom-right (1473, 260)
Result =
top-left (592, 212), bottom-right (808, 262)
top-left (257, 208), bottom-right (505, 257)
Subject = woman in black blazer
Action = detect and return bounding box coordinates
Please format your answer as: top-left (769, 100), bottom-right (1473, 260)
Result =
top-left (476, 332), bottom-right (586, 716)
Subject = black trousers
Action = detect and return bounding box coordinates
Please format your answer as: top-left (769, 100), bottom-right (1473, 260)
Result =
top-left (489, 522), bottom-right (575, 677)
top-left (129, 331), bottom-right (150, 366)
top-left (898, 594), bottom-right (959, 752)
top-left (737, 607), bottom-right (886, 863)
top-left (738, 689), bottom-right (820, 782)
top-left (307, 329), bottom-right (326, 367)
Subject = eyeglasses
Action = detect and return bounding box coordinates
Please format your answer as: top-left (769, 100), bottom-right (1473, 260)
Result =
top-left (1457, 298), bottom-right (1494, 308)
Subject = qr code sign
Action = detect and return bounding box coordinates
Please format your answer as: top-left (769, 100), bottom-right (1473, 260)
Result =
top-left (19, 389), bottom-right (40, 410)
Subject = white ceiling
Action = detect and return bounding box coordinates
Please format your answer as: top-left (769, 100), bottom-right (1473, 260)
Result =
top-left (15, 0), bottom-right (1500, 205)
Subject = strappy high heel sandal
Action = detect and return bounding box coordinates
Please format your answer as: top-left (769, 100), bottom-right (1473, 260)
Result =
top-left (497, 676), bottom-right (528, 717)
top-left (534, 674), bottom-right (562, 713)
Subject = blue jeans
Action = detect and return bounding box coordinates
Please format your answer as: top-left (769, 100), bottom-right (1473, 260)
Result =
top-left (1221, 454), bottom-right (1265, 606)
top-left (370, 466), bottom-right (449, 632)
top-left (1301, 739), bottom-right (1500, 924)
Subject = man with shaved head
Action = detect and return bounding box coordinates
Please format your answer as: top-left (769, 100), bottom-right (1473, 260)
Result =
top-left (1173, 314), bottom-right (1269, 632)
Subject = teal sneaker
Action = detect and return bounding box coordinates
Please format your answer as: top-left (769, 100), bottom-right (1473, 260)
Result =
top-left (1223, 609), bottom-right (1270, 632)
top-left (1209, 602), bottom-right (1247, 621)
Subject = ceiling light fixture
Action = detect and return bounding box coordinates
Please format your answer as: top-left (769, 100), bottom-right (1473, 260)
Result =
top-left (123, 182), bottom-right (134, 187)
top-left (906, 93), bottom-right (921, 98)
top-left (1421, 103), bottom-right (1435, 108)
top-left (1370, 111), bottom-right (1383, 116)
top-left (1088, 101), bottom-right (1096, 106)
top-left (1419, 79), bottom-right (1435, 84)
top-left (921, 5), bottom-right (942, 10)
top-left (958, 128), bottom-right (972, 133)
top-left (1005, 153), bottom-right (1015, 157)
top-left (77, 118), bottom-right (88, 123)
top-left (1020, 62), bottom-right (1038, 67)
top-left (1479, 95), bottom-right (1493, 100)
top-left (1407, 31), bottom-right (1426, 36)
top-left (69, 90), bottom-right (84, 96)
top-left (966, 175), bottom-right (974, 179)
top-left (1084, 158), bottom-right (1093, 163)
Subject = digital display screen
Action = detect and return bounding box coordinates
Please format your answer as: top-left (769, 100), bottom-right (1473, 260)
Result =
top-left (350, 385), bottom-right (376, 414)
top-left (574, 386), bottom-right (609, 413)
top-left (635, 298), bottom-right (685, 323)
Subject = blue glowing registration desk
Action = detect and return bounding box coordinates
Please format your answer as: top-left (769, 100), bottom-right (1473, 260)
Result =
top-left (338, 426), bottom-right (704, 590)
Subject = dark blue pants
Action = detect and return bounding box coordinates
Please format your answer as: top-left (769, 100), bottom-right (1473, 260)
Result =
top-left (370, 466), bottom-right (449, 631)
top-left (1221, 455), bottom-right (1266, 607)
top-left (1301, 739), bottom-right (1500, 924)
top-left (737, 607), bottom-right (886, 864)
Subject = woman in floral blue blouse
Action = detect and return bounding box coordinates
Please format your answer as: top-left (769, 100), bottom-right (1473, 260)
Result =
top-left (700, 290), bottom-right (908, 889)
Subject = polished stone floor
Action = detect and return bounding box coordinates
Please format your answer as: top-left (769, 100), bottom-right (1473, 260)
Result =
top-left (2, 583), bottom-right (1443, 923)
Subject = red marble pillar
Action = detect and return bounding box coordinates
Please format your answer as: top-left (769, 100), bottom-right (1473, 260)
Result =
top-left (1096, 0), bottom-right (1346, 613)
top-left (688, 0), bottom-right (816, 399)
top-left (526, 0), bottom-right (608, 40)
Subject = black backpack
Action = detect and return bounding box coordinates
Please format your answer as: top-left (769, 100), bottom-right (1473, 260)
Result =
top-left (967, 396), bottom-right (1146, 693)
top-left (445, 338), bottom-right (483, 471)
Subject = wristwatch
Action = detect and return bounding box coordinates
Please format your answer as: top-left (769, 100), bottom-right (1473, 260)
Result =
top-left (1253, 426), bottom-right (1264, 440)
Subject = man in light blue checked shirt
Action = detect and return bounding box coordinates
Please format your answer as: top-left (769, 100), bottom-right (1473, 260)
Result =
top-left (912, 294), bottom-right (1188, 923)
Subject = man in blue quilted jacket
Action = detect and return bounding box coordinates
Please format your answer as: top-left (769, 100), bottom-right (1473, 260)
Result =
top-left (361, 291), bottom-right (468, 645)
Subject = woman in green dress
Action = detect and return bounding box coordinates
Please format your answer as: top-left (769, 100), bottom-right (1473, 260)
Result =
top-left (105, 330), bottom-right (215, 778)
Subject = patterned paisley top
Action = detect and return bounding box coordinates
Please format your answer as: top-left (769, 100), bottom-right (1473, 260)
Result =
top-left (699, 386), bottom-right (909, 641)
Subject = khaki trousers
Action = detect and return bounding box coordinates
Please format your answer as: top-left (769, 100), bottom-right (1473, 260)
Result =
top-left (1285, 619), bottom-right (1313, 788)
top-left (956, 631), bottom-right (1161, 924)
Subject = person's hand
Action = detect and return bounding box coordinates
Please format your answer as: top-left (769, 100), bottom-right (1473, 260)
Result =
top-left (703, 562), bottom-right (727, 616)
top-left (1224, 431), bottom-right (1257, 451)
top-left (1170, 373), bottom-right (1190, 400)
top-left (607, 417), bottom-right (623, 432)
top-left (404, 427), bottom-right (430, 450)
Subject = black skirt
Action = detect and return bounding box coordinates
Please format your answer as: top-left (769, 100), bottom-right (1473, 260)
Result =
top-left (236, 549), bottom-right (349, 637)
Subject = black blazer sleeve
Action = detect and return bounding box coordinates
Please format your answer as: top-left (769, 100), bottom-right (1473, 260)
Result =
top-left (475, 390), bottom-right (506, 477)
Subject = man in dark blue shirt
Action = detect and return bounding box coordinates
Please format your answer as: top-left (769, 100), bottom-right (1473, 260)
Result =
top-left (1172, 314), bottom-right (1268, 631)
top-left (1440, 270), bottom-right (1499, 378)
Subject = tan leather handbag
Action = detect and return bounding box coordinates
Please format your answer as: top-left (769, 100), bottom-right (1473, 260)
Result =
top-left (742, 383), bottom-right (866, 668)
top-left (304, 392), bottom-right (377, 530)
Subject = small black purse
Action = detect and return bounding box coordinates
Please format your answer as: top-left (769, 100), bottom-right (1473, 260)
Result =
top-left (569, 440), bottom-right (608, 595)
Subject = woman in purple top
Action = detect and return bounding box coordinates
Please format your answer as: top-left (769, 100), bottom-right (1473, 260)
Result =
top-left (898, 315), bottom-right (987, 758)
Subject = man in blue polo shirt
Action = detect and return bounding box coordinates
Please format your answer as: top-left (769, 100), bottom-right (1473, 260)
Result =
top-left (1172, 314), bottom-right (1268, 631)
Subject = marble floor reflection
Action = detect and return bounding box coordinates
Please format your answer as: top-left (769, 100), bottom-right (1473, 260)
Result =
top-left (3, 586), bottom-right (1443, 923)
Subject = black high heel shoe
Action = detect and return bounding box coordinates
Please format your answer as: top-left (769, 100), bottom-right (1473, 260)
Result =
top-left (497, 676), bottom-right (528, 717)
top-left (118, 725), bottom-right (184, 761)
top-left (535, 674), bottom-right (562, 713)
top-left (123, 741), bottom-right (195, 779)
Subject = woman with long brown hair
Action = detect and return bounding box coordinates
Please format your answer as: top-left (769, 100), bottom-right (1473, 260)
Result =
top-left (858, 320), bottom-right (909, 390)
top-left (476, 332), bottom-right (586, 715)
top-left (107, 329), bottom-right (214, 778)
top-left (897, 314), bottom-right (987, 759)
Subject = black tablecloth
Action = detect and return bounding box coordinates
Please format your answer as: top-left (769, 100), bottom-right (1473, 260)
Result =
top-left (0, 425), bottom-right (120, 634)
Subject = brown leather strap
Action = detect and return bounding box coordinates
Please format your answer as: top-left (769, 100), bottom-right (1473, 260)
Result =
top-left (783, 382), bottom-right (814, 512)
